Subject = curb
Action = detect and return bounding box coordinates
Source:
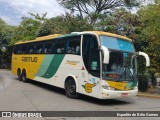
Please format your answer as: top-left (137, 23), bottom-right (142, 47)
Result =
top-left (137, 93), bottom-right (160, 98)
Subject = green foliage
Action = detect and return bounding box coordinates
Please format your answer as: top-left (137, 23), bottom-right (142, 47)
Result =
top-left (0, 19), bottom-right (15, 68)
top-left (11, 18), bottom-right (41, 45)
top-left (138, 2), bottom-right (160, 75)
top-left (37, 13), bottom-right (93, 37)
top-left (10, 13), bottom-right (48, 45)
top-left (57, 0), bottom-right (139, 24)
top-left (138, 74), bottom-right (148, 92)
top-left (94, 8), bottom-right (140, 37)
top-left (0, 19), bottom-right (15, 48)
top-left (29, 12), bottom-right (48, 23)
top-left (0, 18), bottom-right (5, 25)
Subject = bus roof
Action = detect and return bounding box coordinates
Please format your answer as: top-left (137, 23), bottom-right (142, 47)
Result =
top-left (14, 33), bottom-right (79, 45)
top-left (15, 34), bottom-right (62, 45)
top-left (15, 31), bottom-right (132, 45)
top-left (81, 31), bottom-right (132, 41)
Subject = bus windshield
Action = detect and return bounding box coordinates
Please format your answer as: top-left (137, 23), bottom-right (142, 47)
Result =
top-left (100, 35), bottom-right (135, 52)
top-left (100, 36), bottom-right (137, 81)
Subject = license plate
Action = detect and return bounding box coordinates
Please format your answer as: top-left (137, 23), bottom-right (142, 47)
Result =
top-left (121, 93), bottom-right (128, 97)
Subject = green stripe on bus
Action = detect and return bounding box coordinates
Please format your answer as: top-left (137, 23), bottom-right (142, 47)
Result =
top-left (126, 82), bottom-right (133, 88)
top-left (35, 55), bottom-right (55, 77)
top-left (41, 54), bottom-right (65, 79)
top-left (131, 80), bottom-right (138, 87)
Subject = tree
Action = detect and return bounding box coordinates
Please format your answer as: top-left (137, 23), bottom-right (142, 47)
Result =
top-left (0, 19), bottom-right (15, 68)
top-left (0, 19), bottom-right (15, 49)
top-left (94, 8), bottom-right (140, 37)
top-left (37, 13), bottom-right (93, 37)
top-left (57, 0), bottom-right (139, 24)
top-left (0, 19), bottom-right (15, 48)
top-left (11, 18), bottom-right (41, 45)
top-left (138, 1), bottom-right (160, 79)
top-left (129, 0), bottom-right (160, 87)
top-left (28, 12), bottom-right (48, 23)
top-left (0, 19), bottom-right (7, 48)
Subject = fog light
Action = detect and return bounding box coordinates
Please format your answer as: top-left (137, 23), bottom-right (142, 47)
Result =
top-left (102, 85), bottom-right (115, 90)
top-left (134, 86), bottom-right (138, 90)
top-left (102, 93), bottom-right (109, 97)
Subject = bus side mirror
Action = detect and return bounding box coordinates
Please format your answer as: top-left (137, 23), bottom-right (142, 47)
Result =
top-left (101, 46), bottom-right (110, 64)
top-left (138, 51), bottom-right (150, 67)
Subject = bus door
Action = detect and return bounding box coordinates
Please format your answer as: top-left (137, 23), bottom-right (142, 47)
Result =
top-left (79, 34), bottom-right (100, 97)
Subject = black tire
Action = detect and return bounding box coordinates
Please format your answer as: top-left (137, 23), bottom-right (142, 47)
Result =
top-left (65, 79), bottom-right (79, 99)
top-left (21, 70), bottom-right (28, 83)
top-left (17, 69), bottom-right (22, 81)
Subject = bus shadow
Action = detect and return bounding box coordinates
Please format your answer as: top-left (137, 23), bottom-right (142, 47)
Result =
top-left (27, 80), bottom-right (133, 106)
top-left (28, 80), bottom-right (66, 95)
top-left (79, 95), bottom-right (132, 106)
top-left (12, 77), bottom-right (65, 95)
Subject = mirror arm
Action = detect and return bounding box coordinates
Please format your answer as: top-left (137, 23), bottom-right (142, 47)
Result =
top-left (138, 51), bottom-right (150, 67)
top-left (100, 46), bottom-right (110, 64)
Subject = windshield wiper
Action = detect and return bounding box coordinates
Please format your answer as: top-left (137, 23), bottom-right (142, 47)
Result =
top-left (114, 65), bottom-right (135, 82)
top-left (125, 65), bottom-right (135, 81)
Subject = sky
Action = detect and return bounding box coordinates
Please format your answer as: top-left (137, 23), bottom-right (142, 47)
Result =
top-left (0, 0), bottom-right (153, 26)
top-left (0, 0), bottom-right (66, 26)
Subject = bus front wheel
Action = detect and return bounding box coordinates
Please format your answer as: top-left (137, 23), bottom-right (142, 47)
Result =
top-left (21, 70), bottom-right (28, 83)
top-left (65, 79), bottom-right (79, 99)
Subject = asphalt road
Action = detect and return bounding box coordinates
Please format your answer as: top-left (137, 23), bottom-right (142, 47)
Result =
top-left (0, 69), bottom-right (160, 120)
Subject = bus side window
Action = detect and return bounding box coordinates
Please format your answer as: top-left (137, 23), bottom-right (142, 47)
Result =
top-left (28, 45), bottom-right (34, 54)
top-left (18, 46), bottom-right (24, 54)
top-left (21, 44), bottom-right (27, 54)
top-left (51, 41), bottom-right (55, 53)
top-left (67, 36), bottom-right (81, 55)
top-left (36, 43), bottom-right (43, 54)
top-left (55, 38), bottom-right (66, 54)
top-left (44, 42), bottom-right (52, 54)
top-left (14, 45), bottom-right (20, 54)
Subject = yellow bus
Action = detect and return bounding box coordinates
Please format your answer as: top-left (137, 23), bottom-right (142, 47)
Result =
top-left (11, 31), bottom-right (150, 99)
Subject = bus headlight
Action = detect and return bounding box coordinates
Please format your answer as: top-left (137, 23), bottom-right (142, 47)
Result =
top-left (102, 85), bottom-right (115, 90)
top-left (134, 86), bottom-right (138, 90)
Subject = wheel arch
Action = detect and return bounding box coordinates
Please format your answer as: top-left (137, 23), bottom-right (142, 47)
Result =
top-left (17, 68), bottom-right (21, 73)
top-left (21, 68), bottom-right (28, 78)
top-left (64, 74), bottom-right (79, 93)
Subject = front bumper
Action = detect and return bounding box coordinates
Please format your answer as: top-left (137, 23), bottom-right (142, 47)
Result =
top-left (99, 88), bottom-right (138, 99)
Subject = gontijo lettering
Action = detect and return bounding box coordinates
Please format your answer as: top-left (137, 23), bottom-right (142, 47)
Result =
top-left (66, 60), bottom-right (80, 65)
top-left (22, 57), bottom-right (37, 62)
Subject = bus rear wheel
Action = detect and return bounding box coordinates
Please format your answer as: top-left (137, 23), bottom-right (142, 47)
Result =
top-left (17, 69), bottom-right (22, 81)
top-left (65, 79), bottom-right (79, 99)
top-left (21, 70), bottom-right (28, 83)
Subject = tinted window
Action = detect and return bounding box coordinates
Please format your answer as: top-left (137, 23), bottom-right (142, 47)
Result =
top-left (21, 44), bottom-right (28, 54)
top-left (28, 44), bottom-right (35, 54)
top-left (89, 49), bottom-right (100, 77)
top-left (67, 36), bottom-right (81, 55)
top-left (13, 44), bottom-right (28, 54)
top-left (17, 46), bottom-right (22, 54)
top-left (44, 42), bottom-right (52, 54)
top-left (82, 34), bottom-right (100, 77)
top-left (55, 39), bottom-right (66, 54)
top-left (13, 45), bottom-right (19, 54)
top-left (35, 43), bottom-right (43, 54)
top-left (82, 35), bottom-right (98, 56)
